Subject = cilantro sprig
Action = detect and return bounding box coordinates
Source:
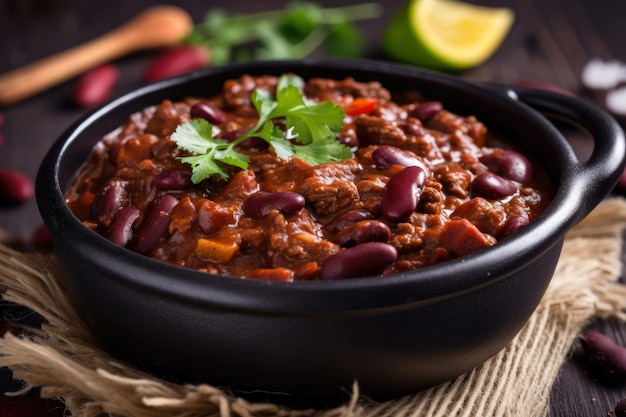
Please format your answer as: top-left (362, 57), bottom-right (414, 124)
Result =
top-left (185, 2), bottom-right (383, 65)
top-left (171, 74), bottom-right (352, 183)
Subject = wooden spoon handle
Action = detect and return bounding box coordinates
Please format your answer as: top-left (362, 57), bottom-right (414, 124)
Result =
top-left (0, 6), bottom-right (192, 107)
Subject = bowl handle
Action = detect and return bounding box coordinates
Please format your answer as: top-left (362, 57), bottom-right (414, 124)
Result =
top-left (492, 85), bottom-right (626, 217)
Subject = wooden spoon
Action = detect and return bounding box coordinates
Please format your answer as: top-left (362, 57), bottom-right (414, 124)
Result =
top-left (0, 5), bottom-right (193, 107)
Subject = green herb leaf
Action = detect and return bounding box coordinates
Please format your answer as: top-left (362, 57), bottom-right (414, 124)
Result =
top-left (171, 74), bottom-right (351, 183)
top-left (185, 2), bottom-right (382, 63)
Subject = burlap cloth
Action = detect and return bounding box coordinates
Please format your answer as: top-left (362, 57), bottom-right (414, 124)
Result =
top-left (2, 197), bottom-right (626, 417)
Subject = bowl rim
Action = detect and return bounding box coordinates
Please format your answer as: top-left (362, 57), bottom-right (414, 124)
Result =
top-left (36, 58), bottom-right (602, 314)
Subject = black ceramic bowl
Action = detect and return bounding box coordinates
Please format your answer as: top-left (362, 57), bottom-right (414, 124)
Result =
top-left (36, 60), bottom-right (625, 403)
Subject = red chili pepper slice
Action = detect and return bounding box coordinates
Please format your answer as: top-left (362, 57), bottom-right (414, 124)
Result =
top-left (343, 98), bottom-right (378, 116)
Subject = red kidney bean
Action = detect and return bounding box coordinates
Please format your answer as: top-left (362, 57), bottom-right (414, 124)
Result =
top-left (190, 102), bottom-right (227, 125)
top-left (152, 170), bottom-right (193, 191)
top-left (30, 223), bottom-right (54, 252)
top-left (470, 172), bottom-right (517, 200)
top-left (326, 210), bottom-right (372, 232)
top-left (381, 166), bottom-right (426, 222)
top-left (143, 46), bottom-right (210, 82)
top-left (90, 179), bottom-right (129, 225)
top-left (480, 150), bottom-right (534, 185)
top-left (372, 146), bottom-right (428, 172)
top-left (72, 64), bottom-right (119, 108)
top-left (130, 195), bottom-right (178, 255)
top-left (0, 168), bottom-right (34, 204)
top-left (107, 205), bottom-right (141, 247)
top-left (0, 397), bottom-right (67, 417)
top-left (583, 331), bottom-right (626, 382)
top-left (616, 398), bottom-right (626, 417)
top-left (320, 242), bottom-right (398, 280)
top-left (410, 101), bottom-right (443, 122)
top-left (332, 220), bottom-right (392, 247)
top-left (499, 215), bottom-right (529, 238)
top-left (243, 191), bottom-right (305, 218)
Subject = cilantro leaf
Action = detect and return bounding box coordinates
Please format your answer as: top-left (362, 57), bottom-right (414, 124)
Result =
top-left (172, 74), bottom-right (352, 183)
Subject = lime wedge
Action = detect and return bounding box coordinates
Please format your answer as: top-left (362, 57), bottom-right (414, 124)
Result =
top-left (383, 0), bottom-right (515, 71)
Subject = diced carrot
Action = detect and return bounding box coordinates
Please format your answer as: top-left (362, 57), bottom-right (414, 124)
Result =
top-left (195, 238), bottom-right (239, 263)
top-left (246, 268), bottom-right (294, 282)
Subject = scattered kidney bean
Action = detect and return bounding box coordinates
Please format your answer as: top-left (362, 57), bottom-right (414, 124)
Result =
top-left (152, 170), bottom-right (193, 191)
top-left (0, 168), bottom-right (34, 204)
top-left (480, 150), bottom-right (534, 185)
top-left (0, 397), bottom-right (67, 417)
top-left (470, 172), bottom-right (517, 200)
top-left (30, 223), bottom-right (54, 252)
top-left (107, 206), bottom-right (141, 247)
top-left (90, 179), bottom-right (129, 225)
top-left (130, 195), bottom-right (179, 255)
top-left (332, 220), bottom-right (391, 247)
top-left (190, 102), bottom-right (227, 125)
top-left (320, 242), bottom-right (398, 280)
top-left (143, 46), bottom-right (210, 82)
top-left (616, 398), bottom-right (626, 417)
top-left (582, 331), bottom-right (626, 382)
top-left (381, 166), bottom-right (426, 222)
top-left (372, 146), bottom-right (428, 172)
top-left (614, 167), bottom-right (626, 193)
top-left (72, 64), bottom-right (119, 108)
top-left (410, 101), bottom-right (443, 122)
top-left (243, 191), bottom-right (305, 218)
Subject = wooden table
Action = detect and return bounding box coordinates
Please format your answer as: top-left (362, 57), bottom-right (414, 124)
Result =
top-left (1, 0), bottom-right (625, 415)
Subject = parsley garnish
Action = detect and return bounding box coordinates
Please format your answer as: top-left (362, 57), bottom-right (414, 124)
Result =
top-left (171, 74), bottom-right (352, 183)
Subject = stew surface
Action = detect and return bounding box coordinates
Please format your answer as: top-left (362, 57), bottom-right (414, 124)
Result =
top-left (66, 75), bottom-right (553, 281)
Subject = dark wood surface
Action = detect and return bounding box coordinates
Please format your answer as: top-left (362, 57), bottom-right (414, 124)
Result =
top-left (1, 0), bottom-right (625, 415)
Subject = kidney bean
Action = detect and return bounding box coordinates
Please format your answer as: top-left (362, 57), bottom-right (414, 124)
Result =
top-left (130, 195), bottom-right (178, 255)
top-left (152, 170), bottom-right (193, 191)
top-left (582, 331), bottom-right (626, 382)
top-left (190, 102), bottom-right (227, 125)
top-left (90, 179), bottom-right (129, 225)
top-left (72, 64), bottom-right (119, 108)
top-left (499, 215), bottom-right (529, 238)
top-left (0, 168), bottom-right (34, 204)
top-left (480, 150), bottom-right (533, 185)
top-left (332, 220), bottom-right (392, 247)
top-left (470, 172), bottom-right (517, 200)
top-left (243, 191), bottom-right (305, 218)
top-left (0, 397), bottom-right (67, 417)
top-left (107, 205), bottom-right (141, 247)
top-left (381, 166), bottom-right (426, 222)
top-left (372, 146), bottom-right (428, 172)
top-left (409, 101), bottom-right (443, 122)
top-left (143, 46), bottom-right (210, 82)
top-left (616, 398), bottom-right (626, 417)
top-left (326, 210), bottom-right (372, 232)
top-left (30, 223), bottom-right (54, 252)
top-left (320, 242), bottom-right (397, 280)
